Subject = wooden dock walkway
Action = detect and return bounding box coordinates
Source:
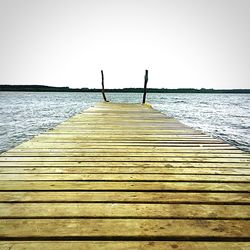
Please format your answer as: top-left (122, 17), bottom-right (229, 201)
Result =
top-left (0, 102), bottom-right (250, 249)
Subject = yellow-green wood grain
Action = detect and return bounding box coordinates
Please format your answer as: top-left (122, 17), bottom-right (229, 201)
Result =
top-left (1, 203), bottom-right (249, 218)
top-left (0, 241), bottom-right (249, 250)
top-left (0, 219), bottom-right (249, 238)
top-left (1, 191), bottom-right (249, 204)
top-left (0, 173), bottom-right (249, 182)
top-left (0, 181), bottom-right (249, 191)
top-left (0, 167), bottom-right (248, 174)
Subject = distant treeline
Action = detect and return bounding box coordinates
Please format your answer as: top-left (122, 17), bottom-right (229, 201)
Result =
top-left (0, 85), bottom-right (250, 93)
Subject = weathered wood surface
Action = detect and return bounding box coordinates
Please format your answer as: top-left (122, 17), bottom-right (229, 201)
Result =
top-left (1, 241), bottom-right (250, 250)
top-left (0, 102), bottom-right (249, 249)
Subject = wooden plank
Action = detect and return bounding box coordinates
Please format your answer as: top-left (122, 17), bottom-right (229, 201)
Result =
top-left (0, 173), bottom-right (249, 182)
top-left (1, 191), bottom-right (249, 204)
top-left (1, 156), bottom-right (249, 163)
top-left (3, 152), bottom-right (250, 158)
top-left (0, 161), bottom-right (248, 168)
top-left (0, 167), bottom-right (249, 175)
top-left (7, 148), bottom-right (244, 153)
top-left (37, 135), bottom-right (212, 139)
top-left (0, 219), bottom-right (249, 239)
top-left (1, 203), bottom-right (249, 218)
top-left (1, 241), bottom-right (249, 250)
top-left (7, 137), bottom-right (226, 142)
top-left (47, 130), bottom-right (204, 134)
top-left (16, 142), bottom-right (236, 148)
top-left (0, 181), bottom-right (248, 191)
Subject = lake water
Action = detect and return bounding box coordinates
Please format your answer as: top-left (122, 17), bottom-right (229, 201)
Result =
top-left (0, 92), bottom-right (249, 153)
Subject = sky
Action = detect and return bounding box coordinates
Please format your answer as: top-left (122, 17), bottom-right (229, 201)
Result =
top-left (0, 0), bottom-right (249, 89)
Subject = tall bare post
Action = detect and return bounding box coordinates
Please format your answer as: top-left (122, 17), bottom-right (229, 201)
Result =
top-left (142, 69), bottom-right (148, 104)
top-left (101, 70), bottom-right (108, 102)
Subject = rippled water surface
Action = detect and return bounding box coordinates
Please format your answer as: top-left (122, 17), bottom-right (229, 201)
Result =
top-left (0, 91), bottom-right (249, 152)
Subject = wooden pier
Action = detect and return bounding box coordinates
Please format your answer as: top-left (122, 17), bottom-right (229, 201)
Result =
top-left (0, 102), bottom-right (250, 249)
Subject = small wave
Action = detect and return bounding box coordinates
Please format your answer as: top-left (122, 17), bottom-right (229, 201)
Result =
top-left (173, 100), bottom-right (187, 104)
top-left (0, 130), bottom-right (7, 136)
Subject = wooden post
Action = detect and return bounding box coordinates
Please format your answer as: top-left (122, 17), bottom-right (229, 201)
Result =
top-left (101, 70), bottom-right (108, 102)
top-left (142, 69), bottom-right (148, 104)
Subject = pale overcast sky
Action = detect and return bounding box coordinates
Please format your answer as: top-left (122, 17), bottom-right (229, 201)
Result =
top-left (0, 0), bottom-right (249, 89)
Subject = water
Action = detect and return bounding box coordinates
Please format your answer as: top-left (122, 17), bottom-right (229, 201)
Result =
top-left (0, 91), bottom-right (249, 153)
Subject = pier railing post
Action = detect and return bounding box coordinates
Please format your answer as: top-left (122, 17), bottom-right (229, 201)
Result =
top-left (142, 69), bottom-right (148, 104)
top-left (101, 70), bottom-right (108, 102)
